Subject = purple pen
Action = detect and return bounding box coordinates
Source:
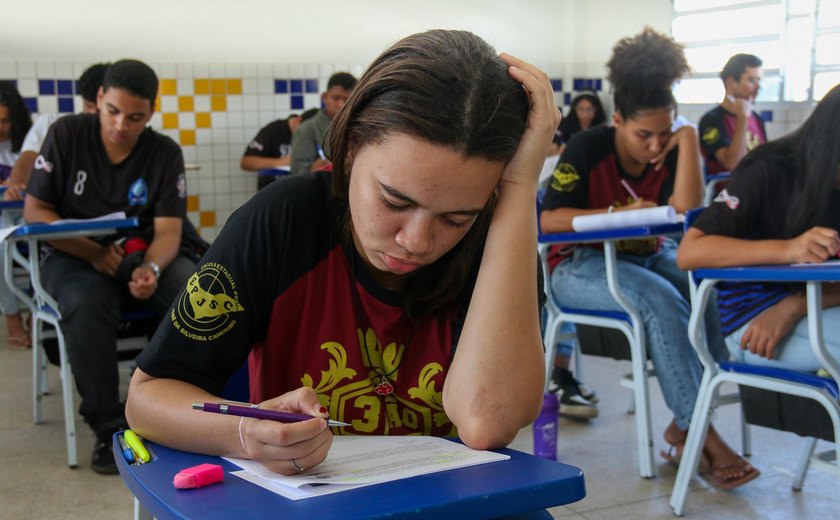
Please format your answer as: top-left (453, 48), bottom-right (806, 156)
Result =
top-left (192, 402), bottom-right (350, 427)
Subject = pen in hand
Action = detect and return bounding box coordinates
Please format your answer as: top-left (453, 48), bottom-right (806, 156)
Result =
top-left (192, 402), bottom-right (350, 427)
top-left (620, 179), bottom-right (641, 202)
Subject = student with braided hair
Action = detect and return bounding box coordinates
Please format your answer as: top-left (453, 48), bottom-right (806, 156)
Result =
top-left (540, 27), bottom-right (759, 489)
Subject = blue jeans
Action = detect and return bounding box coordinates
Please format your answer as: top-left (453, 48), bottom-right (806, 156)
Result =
top-left (725, 305), bottom-right (840, 372)
top-left (549, 239), bottom-right (728, 430)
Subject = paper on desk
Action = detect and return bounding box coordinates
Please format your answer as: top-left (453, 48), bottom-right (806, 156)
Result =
top-left (225, 435), bottom-right (510, 500)
top-left (571, 205), bottom-right (682, 232)
top-left (51, 211), bottom-right (127, 225)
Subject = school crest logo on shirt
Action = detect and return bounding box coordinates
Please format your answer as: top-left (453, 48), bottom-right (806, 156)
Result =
top-left (702, 127), bottom-right (720, 145)
top-left (713, 189), bottom-right (740, 210)
top-left (248, 140), bottom-right (264, 151)
top-left (550, 163), bottom-right (580, 192)
top-left (176, 173), bottom-right (187, 199)
top-left (128, 178), bottom-right (148, 206)
top-left (171, 262), bottom-right (245, 342)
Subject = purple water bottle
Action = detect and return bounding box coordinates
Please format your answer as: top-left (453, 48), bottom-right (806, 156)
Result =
top-left (533, 393), bottom-right (558, 460)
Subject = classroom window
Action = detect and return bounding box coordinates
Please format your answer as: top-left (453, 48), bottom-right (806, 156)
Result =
top-left (672, 0), bottom-right (840, 103)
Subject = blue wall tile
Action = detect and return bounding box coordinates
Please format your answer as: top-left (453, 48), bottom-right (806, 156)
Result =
top-left (24, 97), bottom-right (37, 113)
top-left (760, 110), bottom-right (773, 122)
top-left (290, 79), bottom-right (303, 94)
top-left (274, 79), bottom-right (288, 94)
top-left (38, 79), bottom-right (55, 95)
top-left (291, 94), bottom-right (304, 110)
top-left (305, 79), bottom-right (319, 93)
top-left (58, 97), bottom-right (75, 113)
top-left (595, 79), bottom-right (603, 91)
top-left (57, 79), bottom-right (74, 95)
top-left (564, 93), bottom-right (572, 105)
top-left (551, 79), bottom-right (563, 92)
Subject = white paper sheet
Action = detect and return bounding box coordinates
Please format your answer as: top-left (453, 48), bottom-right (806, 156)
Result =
top-left (571, 205), bottom-right (682, 232)
top-left (224, 436), bottom-right (510, 500)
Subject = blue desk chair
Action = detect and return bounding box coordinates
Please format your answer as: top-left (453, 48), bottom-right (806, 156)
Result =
top-left (539, 223), bottom-right (685, 478)
top-left (6, 218), bottom-right (144, 468)
top-left (670, 221), bottom-right (840, 515)
top-left (703, 171), bottom-right (730, 207)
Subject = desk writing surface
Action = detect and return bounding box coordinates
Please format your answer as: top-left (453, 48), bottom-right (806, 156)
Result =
top-left (115, 436), bottom-right (586, 520)
top-left (539, 222), bottom-right (683, 245)
top-left (695, 264), bottom-right (840, 283)
top-left (12, 217), bottom-right (139, 240)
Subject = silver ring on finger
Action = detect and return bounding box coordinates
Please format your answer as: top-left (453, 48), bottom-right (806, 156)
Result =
top-left (290, 458), bottom-right (305, 472)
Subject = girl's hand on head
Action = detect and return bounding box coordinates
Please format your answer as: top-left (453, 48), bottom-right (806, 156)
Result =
top-left (499, 53), bottom-right (561, 189)
top-left (786, 226), bottom-right (840, 264)
top-left (238, 387), bottom-right (333, 475)
top-left (650, 126), bottom-right (696, 171)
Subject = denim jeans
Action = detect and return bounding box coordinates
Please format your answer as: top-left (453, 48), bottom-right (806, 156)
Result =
top-left (41, 250), bottom-right (196, 436)
top-left (726, 305), bottom-right (840, 372)
top-left (549, 238), bottom-right (728, 430)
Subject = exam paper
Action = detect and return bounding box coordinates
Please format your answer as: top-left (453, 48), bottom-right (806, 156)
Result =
top-left (225, 436), bottom-right (510, 500)
top-left (571, 205), bottom-right (682, 232)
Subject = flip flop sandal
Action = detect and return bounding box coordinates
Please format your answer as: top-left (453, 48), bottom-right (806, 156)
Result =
top-left (703, 457), bottom-right (760, 490)
top-left (660, 443), bottom-right (710, 471)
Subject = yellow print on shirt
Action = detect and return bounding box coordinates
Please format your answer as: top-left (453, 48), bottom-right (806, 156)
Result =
top-left (550, 163), bottom-right (580, 193)
top-left (702, 127), bottom-right (720, 145)
top-left (301, 327), bottom-right (455, 436)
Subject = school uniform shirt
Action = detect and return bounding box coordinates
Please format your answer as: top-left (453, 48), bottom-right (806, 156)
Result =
top-left (698, 105), bottom-right (766, 175)
top-left (541, 125), bottom-right (678, 270)
top-left (0, 140), bottom-right (17, 181)
top-left (21, 112), bottom-right (63, 154)
top-left (137, 171), bottom-right (480, 437)
top-left (691, 157), bottom-right (840, 336)
top-left (243, 118), bottom-right (293, 189)
top-left (27, 113), bottom-right (186, 243)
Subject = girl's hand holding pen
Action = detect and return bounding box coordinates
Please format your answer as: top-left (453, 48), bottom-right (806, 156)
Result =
top-left (236, 387), bottom-right (333, 476)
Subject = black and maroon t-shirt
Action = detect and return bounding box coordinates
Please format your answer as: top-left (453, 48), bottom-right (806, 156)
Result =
top-left (698, 105), bottom-right (767, 174)
top-left (137, 171), bottom-right (472, 437)
top-left (541, 125), bottom-right (678, 269)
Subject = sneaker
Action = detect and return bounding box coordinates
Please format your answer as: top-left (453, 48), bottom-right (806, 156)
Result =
top-left (91, 432), bottom-right (119, 475)
top-left (557, 384), bottom-right (599, 419)
top-left (548, 367), bottom-right (599, 403)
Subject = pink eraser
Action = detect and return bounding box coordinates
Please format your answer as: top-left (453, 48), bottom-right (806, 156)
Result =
top-left (173, 463), bottom-right (224, 489)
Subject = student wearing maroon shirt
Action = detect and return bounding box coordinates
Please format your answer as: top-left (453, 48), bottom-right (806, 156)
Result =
top-left (540, 28), bottom-right (758, 490)
top-left (127, 30), bottom-right (557, 477)
top-left (679, 83), bottom-right (840, 372)
top-left (698, 54), bottom-right (766, 174)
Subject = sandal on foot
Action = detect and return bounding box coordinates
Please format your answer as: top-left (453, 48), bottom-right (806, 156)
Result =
top-left (703, 457), bottom-right (760, 490)
top-left (660, 443), bottom-right (710, 472)
top-left (7, 335), bottom-right (32, 350)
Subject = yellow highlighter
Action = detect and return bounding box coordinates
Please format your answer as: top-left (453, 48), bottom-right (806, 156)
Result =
top-left (123, 430), bottom-right (151, 463)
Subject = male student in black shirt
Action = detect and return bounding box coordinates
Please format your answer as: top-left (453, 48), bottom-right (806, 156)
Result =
top-left (25, 59), bottom-right (196, 474)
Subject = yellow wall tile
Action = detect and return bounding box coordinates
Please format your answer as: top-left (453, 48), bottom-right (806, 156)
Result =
top-left (200, 211), bottom-right (216, 227)
top-left (160, 78), bottom-right (177, 96)
top-left (195, 112), bottom-right (212, 128)
top-left (162, 113), bottom-right (179, 129)
top-left (187, 195), bottom-right (199, 212)
top-left (210, 95), bottom-right (226, 112)
top-left (211, 79), bottom-right (226, 95)
top-left (180, 129), bottom-right (196, 146)
top-left (178, 95), bottom-right (194, 112)
top-left (154, 97), bottom-right (161, 112)
top-left (194, 79), bottom-right (210, 95)
top-left (226, 79), bottom-right (242, 95)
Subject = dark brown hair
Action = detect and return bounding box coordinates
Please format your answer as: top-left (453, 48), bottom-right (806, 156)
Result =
top-left (328, 29), bottom-right (529, 317)
top-left (607, 27), bottom-right (689, 119)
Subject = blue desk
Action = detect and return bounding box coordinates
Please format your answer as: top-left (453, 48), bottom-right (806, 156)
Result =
top-left (115, 434), bottom-right (586, 520)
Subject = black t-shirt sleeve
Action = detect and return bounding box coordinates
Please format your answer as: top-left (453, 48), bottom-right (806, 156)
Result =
top-left (658, 147), bottom-right (680, 205)
top-left (541, 132), bottom-right (591, 211)
top-left (25, 117), bottom-right (72, 207)
top-left (699, 109), bottom-right (730, 161)
top-left (692, 159), bottom-right (768, 238)
top-left (153, 140), bottom-right (187, 218)
top-left (136, 180), bottom-right (314, 394)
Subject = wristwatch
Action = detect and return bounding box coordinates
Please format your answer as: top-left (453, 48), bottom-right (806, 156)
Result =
top-left (142, 261), bottom-right (161, 279)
